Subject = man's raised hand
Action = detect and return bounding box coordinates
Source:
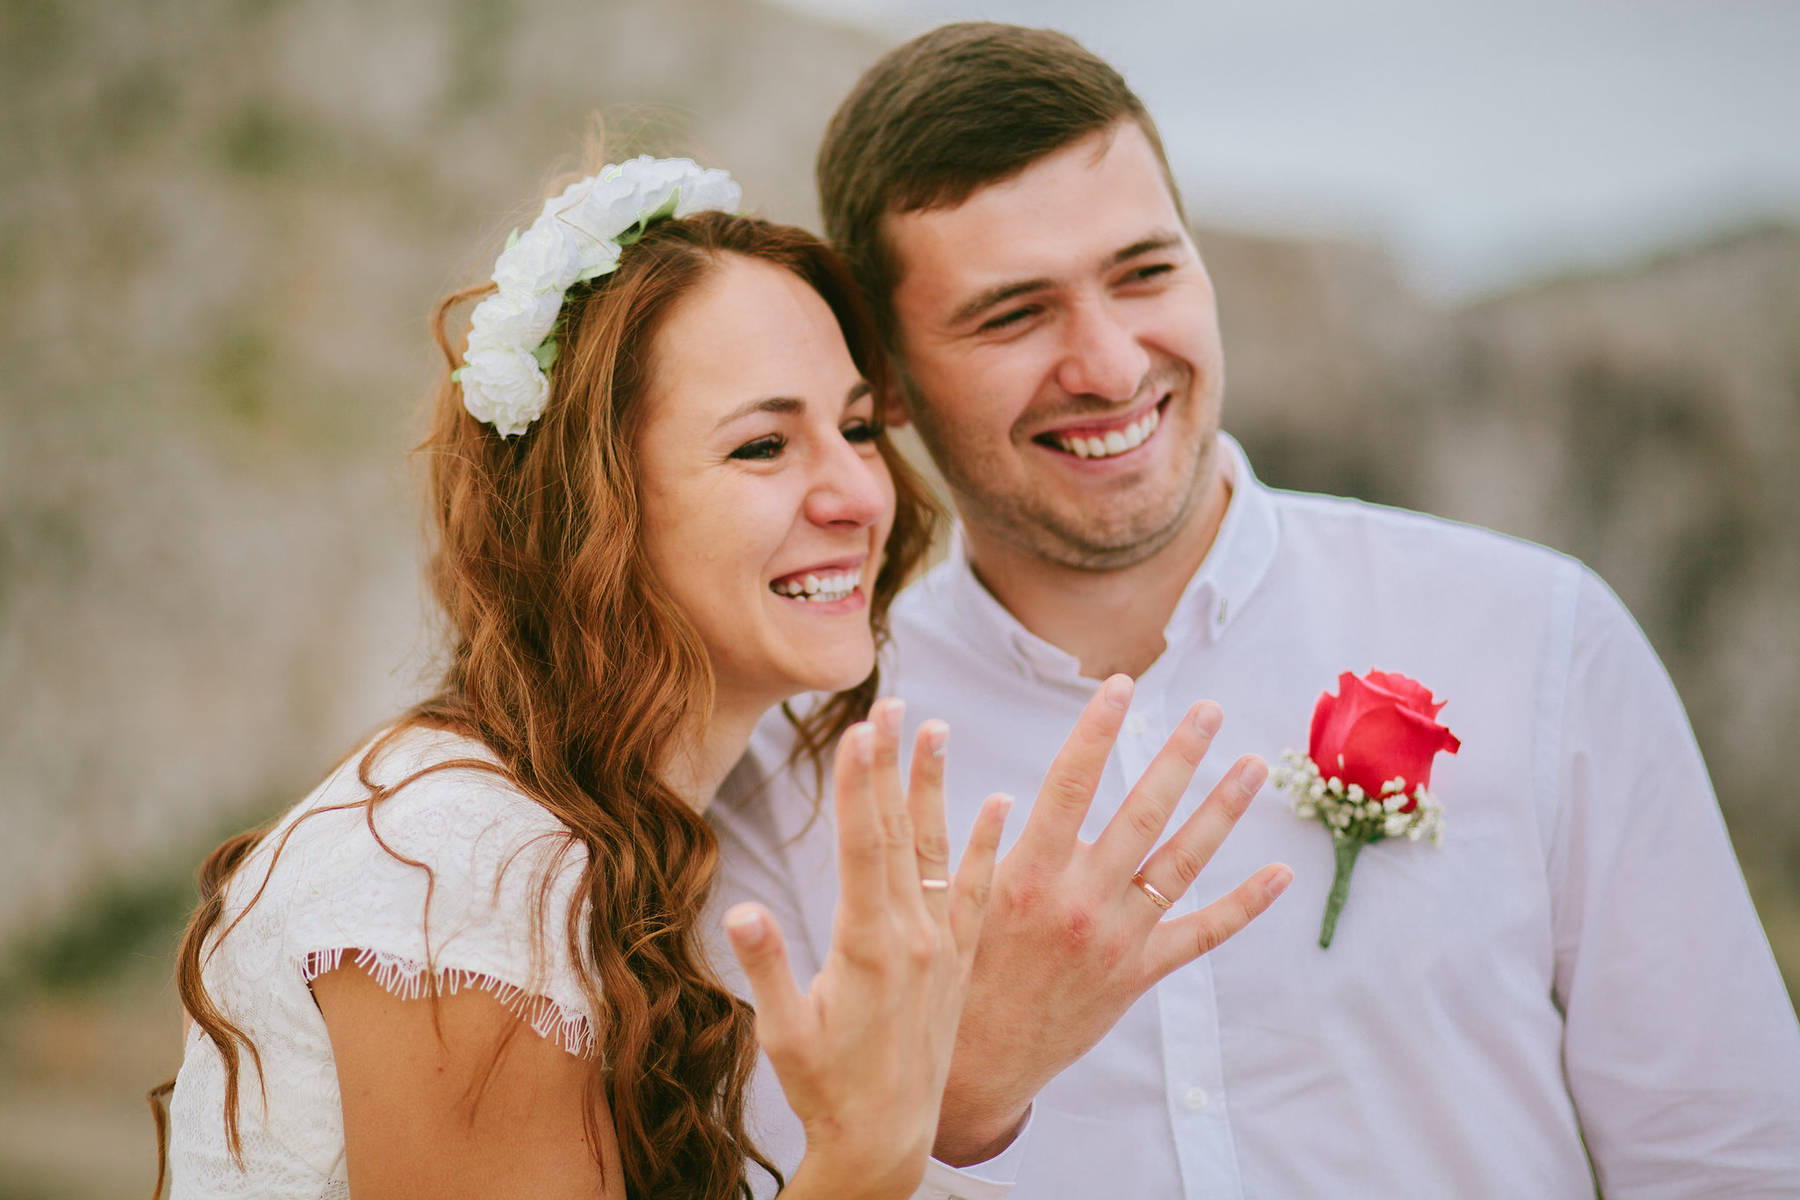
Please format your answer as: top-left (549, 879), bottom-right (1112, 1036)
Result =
top-left (933, 675), bottom-right (1291, 1167)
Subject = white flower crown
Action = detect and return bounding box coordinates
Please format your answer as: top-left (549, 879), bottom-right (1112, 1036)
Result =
top-left (452, 156), bottom-right (742, 437)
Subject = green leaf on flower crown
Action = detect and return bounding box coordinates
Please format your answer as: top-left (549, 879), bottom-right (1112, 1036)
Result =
top-left (450, 366), bottom-right (465, 382)
top-left (573, 260), bottom-right (622, 285)
top-left (532, 339), bottom-right (558, 371)
top-left (615, 190), bottom-right (682, 248)
top-left (503, 228), bottom-right (520, 251)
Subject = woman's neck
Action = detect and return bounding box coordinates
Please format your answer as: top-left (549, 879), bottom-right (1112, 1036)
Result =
top-left (658, 695), bottom-right (766, 814)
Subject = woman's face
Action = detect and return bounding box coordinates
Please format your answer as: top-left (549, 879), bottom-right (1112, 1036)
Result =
top-left (636, 254), bottom-right (896, 714)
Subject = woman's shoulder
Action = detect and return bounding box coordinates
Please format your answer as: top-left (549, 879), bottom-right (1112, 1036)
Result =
top-left (229, 725), bottom-right (593, 1024)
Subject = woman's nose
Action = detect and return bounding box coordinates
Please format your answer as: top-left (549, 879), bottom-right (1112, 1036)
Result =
top-left (804, 439), bottom-right (891, 530)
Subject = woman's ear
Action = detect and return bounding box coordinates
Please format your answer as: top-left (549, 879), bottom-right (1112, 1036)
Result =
top-left (883, 393), bottom-right (911, 429)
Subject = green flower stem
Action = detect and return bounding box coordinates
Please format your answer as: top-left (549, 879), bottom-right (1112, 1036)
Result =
top-left (1320, 836), bottom-right (1365, 949)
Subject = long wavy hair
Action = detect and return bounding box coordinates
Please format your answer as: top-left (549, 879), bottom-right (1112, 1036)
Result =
top-left (156, 208), bottom-right (937, 1199)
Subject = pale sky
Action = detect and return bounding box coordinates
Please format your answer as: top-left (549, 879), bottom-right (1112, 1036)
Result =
top-left (769, 0), bottom-right (1800, 297)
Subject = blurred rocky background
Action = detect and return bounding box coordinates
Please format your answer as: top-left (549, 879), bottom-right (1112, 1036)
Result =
top-left (1, 0), bottom-right (1795, 1194)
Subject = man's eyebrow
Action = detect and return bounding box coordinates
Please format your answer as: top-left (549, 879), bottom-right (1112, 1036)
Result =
top-left (712, 382), bottom-right (871, 432)
top-left (948, 231), bottom-right (1187, 328)
top-left (1109, 231), bottom-right (1185, 266)
top-left (949, 278), bottom-right (1053, 328)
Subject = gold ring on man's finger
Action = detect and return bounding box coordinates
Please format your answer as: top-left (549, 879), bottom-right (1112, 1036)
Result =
top-left (1130, 869), bottom-right (1174, 911)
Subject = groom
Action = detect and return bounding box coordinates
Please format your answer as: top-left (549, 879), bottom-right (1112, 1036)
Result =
top-left (711, 22), bottom-right (1800, 1198)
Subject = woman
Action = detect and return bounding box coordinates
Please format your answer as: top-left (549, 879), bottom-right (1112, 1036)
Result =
top-left (161, 157), bottom-right (1008, 1199)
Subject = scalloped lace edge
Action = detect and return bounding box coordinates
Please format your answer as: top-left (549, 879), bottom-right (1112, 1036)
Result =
top-left (301, 947), bottom-right (595, 1058)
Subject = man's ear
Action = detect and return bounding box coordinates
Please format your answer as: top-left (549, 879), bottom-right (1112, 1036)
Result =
top-left (883, 392), bottom-right (911, 429)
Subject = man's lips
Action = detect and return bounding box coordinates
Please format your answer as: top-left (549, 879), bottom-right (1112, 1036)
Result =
top-left (1032, 397), bottom-right (1168, 460)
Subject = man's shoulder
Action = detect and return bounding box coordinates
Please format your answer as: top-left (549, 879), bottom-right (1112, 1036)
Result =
top-left (1267, 482), bottom-right (1585, 587)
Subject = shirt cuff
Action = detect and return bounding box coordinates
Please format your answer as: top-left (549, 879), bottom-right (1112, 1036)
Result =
top-left (911, 1106), bottom-right (1034, 1199)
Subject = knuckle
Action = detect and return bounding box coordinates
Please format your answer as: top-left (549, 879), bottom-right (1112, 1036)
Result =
top-left (1060, 904), bottom-right (1098, 949)
top-left (1045, 772), bottom-right (1095, 811)
top-left (962, 879), bottom-right (993, 911)
top-left (881, 808), bottom-right (914, 848)
top-left (1126, 801), bottom-right (1168, 844)
top-left (1167, 843), bottom-right (1207, 886)
top-left (915, 826), bottom-right (951, 864)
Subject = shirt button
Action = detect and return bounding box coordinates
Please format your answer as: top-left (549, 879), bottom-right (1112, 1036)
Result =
top-left (1182, 1085), bottom-right (1209, 1111)
top-left (1124, 713), bottom-right (1148, 737)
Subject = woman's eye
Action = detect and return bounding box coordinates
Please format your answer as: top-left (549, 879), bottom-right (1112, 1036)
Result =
top-left (728, 434), bottom-right (786, 461)
top-left (842, 419), bottom-right (884, 444)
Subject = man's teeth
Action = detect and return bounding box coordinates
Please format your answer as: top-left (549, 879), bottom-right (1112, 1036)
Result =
top-left (1055, 407), bottom-right (1160, 459)
top-left (771, 570), bottom-right (858, 601)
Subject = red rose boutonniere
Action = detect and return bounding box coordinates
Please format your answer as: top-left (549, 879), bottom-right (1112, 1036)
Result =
top-left (1272, 670), bottom-right (1461, 948)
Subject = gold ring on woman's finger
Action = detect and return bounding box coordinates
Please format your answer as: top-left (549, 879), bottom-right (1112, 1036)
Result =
top-left (1130, 870), bottom-right (1174, 911)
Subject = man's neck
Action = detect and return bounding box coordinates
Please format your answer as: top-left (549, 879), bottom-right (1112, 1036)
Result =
top-left (964, 470), bottom-right (1231, 680)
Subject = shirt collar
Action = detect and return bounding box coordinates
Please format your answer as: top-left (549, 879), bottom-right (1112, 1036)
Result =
top-left (937, 432), bottom-right (1282, 684)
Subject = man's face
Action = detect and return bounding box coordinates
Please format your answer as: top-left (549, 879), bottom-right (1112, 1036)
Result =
top-left (885, 121), bottom-right (1224, 571)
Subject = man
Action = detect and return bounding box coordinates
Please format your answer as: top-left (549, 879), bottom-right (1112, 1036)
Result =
top-left (710, 22), bottom-right (1800, 1199)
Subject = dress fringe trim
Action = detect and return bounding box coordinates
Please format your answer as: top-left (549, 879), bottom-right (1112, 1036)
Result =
top-left (301, 947), bottom-right (595, 1058)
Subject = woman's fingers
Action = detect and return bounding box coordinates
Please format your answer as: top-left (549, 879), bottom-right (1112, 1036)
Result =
top-left (1144, 863), bottom-right (1292, 981)
top-left (867, 699), bottom-right (920, 903)
top-left (723, 904), bottom-right (809, 1052)
top-left (950, 793), bottom-right (1012, 953)
top-left (1127, 755), bottom-right (1268, 920)
top-left (908, 720), bottom-right (953, 909)
top-left (831, 722), bottom-right (886, 924)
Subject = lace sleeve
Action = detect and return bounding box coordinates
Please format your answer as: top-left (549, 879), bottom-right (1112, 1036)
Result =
top-left (263, 731), bottom-right (597, 1057)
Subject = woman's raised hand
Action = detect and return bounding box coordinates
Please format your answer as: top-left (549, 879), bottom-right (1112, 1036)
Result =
top-left (724, 699), bottom-right (1009, 1200)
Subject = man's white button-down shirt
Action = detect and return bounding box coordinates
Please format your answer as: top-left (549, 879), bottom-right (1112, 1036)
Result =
top-left (709, 435), bottom-right (1800, 1198)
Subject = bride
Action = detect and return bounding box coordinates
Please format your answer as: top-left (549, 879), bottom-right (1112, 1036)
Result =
top-left (160, 157), bottom-right (1010, 1199)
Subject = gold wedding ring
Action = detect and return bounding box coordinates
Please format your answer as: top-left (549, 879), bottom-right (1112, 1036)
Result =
top-left (920, 877), bottom-right (951, 892)
top-left (1130, 870), bottom-right (1174, 911)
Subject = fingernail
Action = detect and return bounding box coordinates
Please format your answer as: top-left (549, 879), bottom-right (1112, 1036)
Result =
top-left (1103, 675), bottom-right (1133, 710)
top-left (923, 720), bottom-right (948, 757)
top-left (1191, 702), bottom-right (1223, 736)
top-left (724, 906), bottom-right (765, 945)
top-left (1241, 758), bottom-right (1269, 793)
top-left (850, 723), bottom-right (874, 764)
top-left (1266, 866), bottom-right (1293, 901)
top-left (876, 698), bottom-right (905, 737)
top-left (993, 793), bottom-right (1015, 819)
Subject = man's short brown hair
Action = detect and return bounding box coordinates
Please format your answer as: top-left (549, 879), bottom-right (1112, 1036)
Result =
top-left (817, 22), bottom-right (1182, 344)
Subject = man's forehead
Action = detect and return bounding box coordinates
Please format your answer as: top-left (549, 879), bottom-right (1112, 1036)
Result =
top-left (883, 125), bottom-right (1187, 312)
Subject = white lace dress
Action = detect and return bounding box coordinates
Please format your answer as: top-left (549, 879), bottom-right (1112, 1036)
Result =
top-left (167, 727), bottom-right (596, 1199)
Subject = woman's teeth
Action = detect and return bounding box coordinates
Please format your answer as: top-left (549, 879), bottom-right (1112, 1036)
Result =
top-left (1054, 406), bottom-right (1160, 459)
top-left (771, 570), bottom-right (858, 602)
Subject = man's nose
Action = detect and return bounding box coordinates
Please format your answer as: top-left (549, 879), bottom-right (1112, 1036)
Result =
top-left (804, 439), bottom-right (890, 530)
top-left (1055, 300), bottom-right (1150, 402)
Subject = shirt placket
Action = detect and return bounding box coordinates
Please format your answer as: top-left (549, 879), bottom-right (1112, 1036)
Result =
top-left (1131, 673), bottom-right (1245, 1200)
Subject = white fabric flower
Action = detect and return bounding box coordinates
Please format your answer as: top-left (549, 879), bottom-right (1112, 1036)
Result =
top-left (491, 219), bottom-right (585, 295)
top-left (460, 157), bottom-right (742, 436)
top-left (458, 345), bottom-right (550, 438)
top-left (466, 289), bottom-right (562, 354)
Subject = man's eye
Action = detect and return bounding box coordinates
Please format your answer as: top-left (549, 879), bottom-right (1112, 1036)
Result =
top-left (728, 435), bottom-right (786, 461)
top-left (842, 419), bottom-right (884, 444)
top-left (979, 306), bottom-right (1038, 334)
top-left (1125, 263), bottom-right (1174, 284)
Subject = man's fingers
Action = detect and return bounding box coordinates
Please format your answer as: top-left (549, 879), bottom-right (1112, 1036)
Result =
top-left (1095, 700), bottom-right (1223, 877)
top-left (830, 722), bottom-right (885, 920)
top-left (1127, 755), bottom-right (1268, 918)
top-left (723, 904), bottom-right (808, 1050)
top-left (909, 720), bottom-right (953, 910)
top-left (950, 793), bottom-right (1013, 953)
top-left (1144, 863), bottom-right (1292, 980)
top-left (1012, 675), bottom-right (1133, 870)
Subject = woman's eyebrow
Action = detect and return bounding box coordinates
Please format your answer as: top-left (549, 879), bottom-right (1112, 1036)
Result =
top-left (713, 395), bottom-right (804, 431)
